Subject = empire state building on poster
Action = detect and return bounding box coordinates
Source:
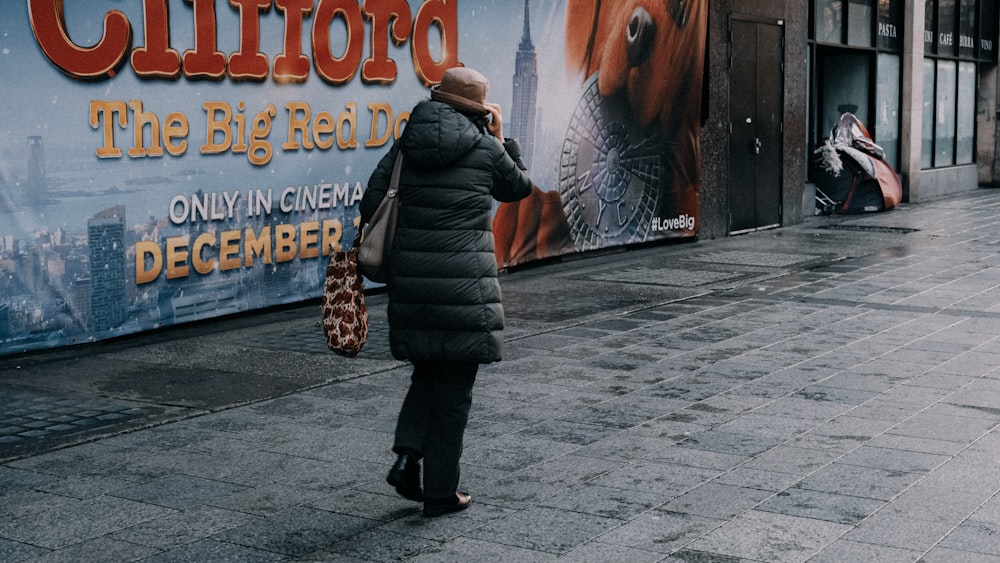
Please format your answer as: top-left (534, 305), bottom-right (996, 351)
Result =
top-left (510, 0), bottom-right (538, 171)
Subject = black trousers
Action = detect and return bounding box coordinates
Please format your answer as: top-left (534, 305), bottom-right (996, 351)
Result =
top-left (393, 360), bottom-right (478, 501)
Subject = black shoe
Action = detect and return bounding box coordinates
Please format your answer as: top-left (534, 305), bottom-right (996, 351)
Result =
top-left (386, 454), bottom-right (423, 502)
top-left (423, 492), bottom-right (472, 517)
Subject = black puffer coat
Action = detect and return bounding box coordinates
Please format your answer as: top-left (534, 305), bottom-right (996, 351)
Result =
top-left (360, 100), bottom-right (533, 364)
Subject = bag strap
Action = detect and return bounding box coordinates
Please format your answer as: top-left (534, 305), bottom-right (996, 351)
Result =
top-left (354, 153), bottom-right (403, 248)
top-left (389, 152), bottom-right (403, 191)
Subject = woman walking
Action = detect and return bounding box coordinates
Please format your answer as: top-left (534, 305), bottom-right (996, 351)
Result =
top-left (360, 67), bottom-right (534, 517)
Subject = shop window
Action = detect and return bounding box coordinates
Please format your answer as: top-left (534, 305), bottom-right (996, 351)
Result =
top-left (955, 62), bottom-right (975, 164)
top-left (815, 0), bottom-right (875, 45)
top-left (876, 54), bottom-right (900, 169)
top-left (821, 53), bottom-right (871, 136)
top-left (980, 0), bottom-right (998, 61)
top-left (848, 0), bottom-right (874, 46)
top-left (934, 60), bottom-right (957, 167)
top-left (921, 60), bottom-right (935, 169)
top-left (938, 0), bottom-right (957, 56)
top-left (925, 0), bottom-right (937, 54)
top-left (921, 0), bottom-right (990, 169)
top-left (877, 0), bottom-right (903, 51)
top-left (817, 0), bottom-right (845, 43)
top-left (812, 0), bottom-right (994, 174)
top-left (959, 0), bottom-right (976, 58)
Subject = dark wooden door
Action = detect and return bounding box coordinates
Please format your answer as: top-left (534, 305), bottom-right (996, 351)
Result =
top-left (729, 19), bottom-right (784, 233)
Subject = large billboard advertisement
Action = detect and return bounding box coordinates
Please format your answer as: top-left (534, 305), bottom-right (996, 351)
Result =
top-left (0, 0), bottom-right (706, 356)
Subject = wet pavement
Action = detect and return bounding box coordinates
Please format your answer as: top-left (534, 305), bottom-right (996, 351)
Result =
top-left (2, 189), bottom-right (1000, 561)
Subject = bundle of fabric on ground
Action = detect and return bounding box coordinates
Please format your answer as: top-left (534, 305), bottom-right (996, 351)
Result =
top-left (814, 112), bottom-right (902, 214)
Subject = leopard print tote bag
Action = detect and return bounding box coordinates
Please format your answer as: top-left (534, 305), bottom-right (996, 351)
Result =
top-left (321, 247), bottom-right (368, 357)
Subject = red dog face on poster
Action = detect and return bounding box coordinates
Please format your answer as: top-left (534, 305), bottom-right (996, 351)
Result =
top-left (566, 0), bottom-right (707, 189)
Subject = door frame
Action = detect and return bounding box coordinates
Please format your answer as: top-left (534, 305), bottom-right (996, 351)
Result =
top-left (728, 15), bottom-right (785, 235)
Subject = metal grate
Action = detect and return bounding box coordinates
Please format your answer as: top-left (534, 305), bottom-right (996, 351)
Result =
top-left (818, 225), bottom-right (919, 234)
top-left (688, 251), bottom-right (824, 268)
top-left (588, 267), bottom-right (744, 287)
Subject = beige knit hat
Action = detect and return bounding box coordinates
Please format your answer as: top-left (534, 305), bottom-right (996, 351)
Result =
top-left (430, 67), bottom-right (490, 116)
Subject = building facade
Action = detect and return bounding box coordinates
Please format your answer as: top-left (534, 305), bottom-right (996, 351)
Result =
top-left (87, 206), bottom-right (127, 334)
top-left (700, 0), bottom-right (999, 240)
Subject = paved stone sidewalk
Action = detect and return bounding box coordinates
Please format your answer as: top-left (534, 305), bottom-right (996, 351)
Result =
top-left (1, 190), bottom-right (1000, 562)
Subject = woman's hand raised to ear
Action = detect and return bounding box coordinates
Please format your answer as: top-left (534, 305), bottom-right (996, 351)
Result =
top-left (485, 103), bottom-right (503, 140)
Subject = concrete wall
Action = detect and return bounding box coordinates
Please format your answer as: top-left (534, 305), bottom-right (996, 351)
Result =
top-left (979, 65), bottom-right (998, 187)
top-left (698, 1), bottom-right (733, 240)
top-left (916, 165), bottom-right (981, 200)
top-left (898, 1), bottom-right (924, 202)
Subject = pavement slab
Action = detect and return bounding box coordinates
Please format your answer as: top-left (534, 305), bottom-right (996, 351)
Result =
top-left (685, 510), bottom-right (852, 562)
